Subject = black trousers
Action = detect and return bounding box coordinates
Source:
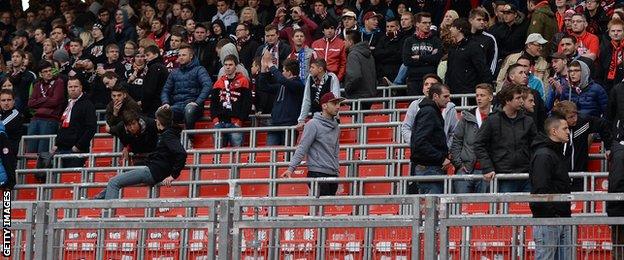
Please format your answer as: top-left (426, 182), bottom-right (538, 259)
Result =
top-left (308, 171), bottom-right (338, 197)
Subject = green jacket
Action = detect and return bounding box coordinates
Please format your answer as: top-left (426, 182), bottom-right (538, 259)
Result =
top-left (528, 5), bottom-right (557, 56)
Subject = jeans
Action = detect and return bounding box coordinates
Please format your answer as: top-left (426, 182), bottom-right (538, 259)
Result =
top-left (453, 169), bottom-right (488, 193)
top-left (498, 179), bottom-right (531, 193)
top-left (173, 103), bottom-right (203, 129)
top-left (95, 166), bottom-right (155, 199)
top-left (308, 171), bottom-right (338, 197)
top-left (56, 149), bottom-right (86, 168)
top-left (533, 225), bottom-right (572, 260)
top-left (392, 64), bottom-right (407, 85)
top-left (413, 165), bottom-right (444, 194)
top-left (267, 130), bottom-right (286, 146)
top-left (214, 122), bottom-right (243, 147)
top-left (27, 119), bottom-right (59, 154)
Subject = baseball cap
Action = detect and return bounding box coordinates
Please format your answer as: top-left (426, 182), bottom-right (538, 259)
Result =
top-left (92, 23), bottom-right (104, 30)
top-left (341, 10), bottom-right (357, 19)
top-left (12, 30), bottom-right (28, 38)
top-left (320, 92), bottom-right (345, 105)
top-left (363, 11), bottom-right (382, 21)
top-left (501, 3), bottom-right (518, 13)
top-left (525, 33), bottom-right (548, 44)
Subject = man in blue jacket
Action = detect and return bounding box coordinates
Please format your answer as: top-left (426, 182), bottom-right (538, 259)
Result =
top-left (160, 44), bottom-right (212, 129)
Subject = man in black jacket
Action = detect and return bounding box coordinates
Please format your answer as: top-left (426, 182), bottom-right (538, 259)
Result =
top-left (445, 18), bottom-right (492, 94)
top-left (608, 118), bottom-right (624, 258)
top-left (53, 77), bottom-right (97, 168)
top-left (410, 83), bottom-right (451, 194)
top-left (255, 25), bottom-right (291, 69)
top-left (374, 19), bottom-right (403, 84)
top-left (109, 110), bottom-right (159, 166)
top-left (95, 107), bottom-right (187, 199)
top-left (489, 3), bottom-right (529, 63)
top-left (191, 23), bottom-right (215, 73)
top-left (469, 8), bottom-right (498, 74)
top-left (143, 45), bottom-right (169, 118)
top-left (402, 12), bottom-right (443, 96)
top-left (474, 84), bottom-right (538, 192)
top-left (529, 115), bottom-right (572, 259)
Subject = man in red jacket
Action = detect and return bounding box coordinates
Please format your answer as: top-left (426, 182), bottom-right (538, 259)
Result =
top-left (312, 20), bottom-right (347, 81)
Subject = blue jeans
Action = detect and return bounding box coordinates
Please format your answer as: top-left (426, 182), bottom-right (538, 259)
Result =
top-left (215, 122), bottom-right (243, 147)
top-left (413, 165), bottom-right (444, 194)
top-left (498, 179), bottom-right (531, 193)
top-left (95, 166), bottom-right (155, 199)
top-left (393, 64), bottom-right (407, 85)
top-left (267, 131), bottom-right (286, 146)
top-left (453, 169), bottom-right (488, 193)
top-left (533, 225), bottom-right (572, 260)
top-left (56, 149), bottom-right (86, 168)
top-left (27, 119), bottom-right (59, 154)
top-left (172, 103), bottom-right (203, 129)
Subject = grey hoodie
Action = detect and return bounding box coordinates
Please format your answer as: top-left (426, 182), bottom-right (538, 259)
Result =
top-left (401, 98), bottom-right (458, 148)
top-left (217, 42), bottom-right (250, 79)
top-left (288, 112), bottom-right (340, 175)
top-left (344, 41), bottom-right (377, 99)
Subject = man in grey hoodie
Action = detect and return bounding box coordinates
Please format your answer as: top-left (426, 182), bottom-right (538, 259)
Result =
top-left (282, 92), bottom-right (344, 196)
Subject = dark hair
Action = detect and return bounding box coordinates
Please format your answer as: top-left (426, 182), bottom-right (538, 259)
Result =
top-left (345, 29), bottom-right (361, 43)
top-left (427, 83), bottom-right (448, 99)
top-left (283, 59), bottom-right (300, 75)
top-left (311, 59), bottom-right (327, 71)
top-left (97, 8), bottom-right (109, 15)
top-left (544, 115), bottom-right (566, 134)
top-left (67, 76), bottom-right (83, 86)
top-left (469, 7), bottom-right (489, 20)
top-left (179, 43), bottom-right (194, 55)
top-left (475, 83), bottom-right (494, 95)
top-left (321, 20), bottom-right (337, 30)
top-left (414, 12), bottom-right (431, 23)
top-left (223, 54), bottom-right (239, 65)
top-left (422, 73), bottom-right (442, 84)
top-left (451, 18), bottom-right (471, 35)
top-left (52, 25), bottom-right (68, 35)
top-left (144, 45), bottom-right (161, 55)
top-left (569, 60), bottom-right (582, 68)
top-left (38, 60), bottom-right (53, 72)
top-left (103, 71), bottom-right (118, 79)
top-left (105, 43), bottom-right (119, 52)
top-left (506, 63), bottom-right (525, 80)
top-left (0, 89), bottom-right (14, 98)
top-left (181, 4), bottom-right (195, 13)
top-left (122, 110), bottom-right (141, 125)
top-left (560, 34), bottom-right (578, 44)
top-left (195, 22), bottom-right (208, 31)
top-left (292, 28), bottom-right (305, 37)
top-left (69, 37), bottom-right (83, 46)
top-left (386, 18), bottom-right (399, 26)
top-left (156, 106), bottom-right (173, 128)
top-left (264, 24), bottom-right (278, 33)
top-left (216, 38), bottom-right (231, 49)
top-left (110, 83), bottom-right (127, 93)
top-left (497, 84), bottom-right (524, 106)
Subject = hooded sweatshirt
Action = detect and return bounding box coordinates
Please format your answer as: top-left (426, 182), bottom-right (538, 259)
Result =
top-left (288, 112), bottom-right (340, 176)
top-left (529, 134), bottom-right (571, 218)
top-left (344, 41), bottom-right (377, 99)
top-left (217, 43), bottom-right (250, 79)
top-left (558, 60), bottom-right (608, 117)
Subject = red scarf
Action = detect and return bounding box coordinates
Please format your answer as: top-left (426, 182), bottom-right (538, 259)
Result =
top-left (608, 40), bottom-right (624, 80)
top-left (415, 30), bottom-right (431, 39)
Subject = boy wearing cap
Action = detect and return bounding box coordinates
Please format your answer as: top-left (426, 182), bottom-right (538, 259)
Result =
top-left (86, 23), bottom-right (110, 66)
top-left (282, 92), bottom-right (344, 196)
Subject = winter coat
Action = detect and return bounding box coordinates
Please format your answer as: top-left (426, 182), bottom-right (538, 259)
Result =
top-left (212, 9), bottom-right (239, 31)
top-left (469, 30), bottom-right (498, 74)
top-left (527, 3), bottom-right (557, 55)
top-left (556, 60), bottom-right (608, 117)
top-left (161, 58), bottom-right (213, 112)
top-left (401, 98), bottom-right (458, 148)
top-left (0, 109), bottom-right (24, 157)
top-left (9, 70), bottom-right (36, 115)
top-left (311, 35), bottom-right (347, 80)
top-left (238, 38), bottom-right (260, 72)
top-left (474, 110), bottom-right (538, 174)
top-left (344, 41), bottom-right (377, 99)
top-left (445, 37), bottom-right (492, 94)
top-left (607, 124), bottom-right (624, 216)
top-left (257, 66), bottom-right (304, 126)
top-left (54, 95), bottom-right (97, 152)
top-left (529, 135), bottom-right (572, 218)
top-left (28, 77), bottom-right (66, 121)
top-left (567, 115), bottom-right (612, 173)
top-left (193, 40), bottom-right (217, 74)
top-left (145, 127), bottom-right (187, 183)
top-left (143, 56), bottom-right (169, 117)
top-left (374, 33), bottom-right (404, 82)
top-left (402, 33), bottom-right (443, 89)
top-left (410, 98), bottom-right (448, 167)
top-left (210, 72), bottom-right (253, 123)
top-left (490, 13), bottom-right (530, 60)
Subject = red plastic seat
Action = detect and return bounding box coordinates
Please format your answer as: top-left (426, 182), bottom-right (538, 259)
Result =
top-left (587, 142), bottom-right (602, 172)
top-left (193, 122), bottom-right (215, 148)
top-left (279, 228), bottom-right (317, 260)
top-left (187, 228), bottom-right (213, 259)
top-left (577, 225), bottom-right (612, 259)
top-left (359, 165), bottom-right (397, 215)
top-left (197, 168), bottom-right (230, 198)
top-left (144, 229), bottom-right (181, 260)
top-left (339, 128), bottom-right (358, 144)
top-left (469, 226), bottom-right (514, 260)
top-left (325, 228), bottom-right (365, 259)
top-left (240, 228), bottom-right (271, 259)
top-left (102, 229), bottom-right (139, 260)
top-left (462, 203), bottom-right (490, 215)
top-left (156, 186), bottom-right (190, 217)
top-left (372, 227), bottom-right (412, 260)
top-left (276, 169), bottom-right (309, 216)
top-left (364, 114), bottom-right (390, 123)
top-left (367, 127), bottom-right (394, 143)
top-left (115, 187), bottom-right (150, 217)
top-left (63, 229), bottom-right (98, 260)
top-left (339, 114), bottom-right (354, 124)
top-left (239, 167), bottom-right (271, 216)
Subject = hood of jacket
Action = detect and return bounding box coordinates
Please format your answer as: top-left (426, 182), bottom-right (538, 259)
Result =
top-left (312, 112), bottom-right (339, 130)
top-left (534, 4), bottom-right (555, 18)
top-left (531, 132), bottom-right (565, 153)
top-left (349, 41), bottom-right (372, 58)
top-left (219, 42), bottom-right (239, 63)
top-left (576, 58), bottom-right (591, 89)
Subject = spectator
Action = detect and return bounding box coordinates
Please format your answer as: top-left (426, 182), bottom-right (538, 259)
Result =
top-left (570, 13), bottom-right (601, 60)
top-left (311, 20), bottom-right (347, 81)
top-left (287, 29), bottom-right (317, 82)
top-left (216, 40), bottom-right (250, 79)
top-left (239, 7), bottom-right (265, 42)
top-left (109, 110), bottom-right (159, 166)
top-left (451, 83), bottom-right (494, 193)
top-left (551, 101), bottom-right (611, 191)
top-left (212, 0), bottom-right (239, 32)
top-left (125, 48), bottom-right (148, 104)
top-left (526, 0), bottom-right (557, 56)
top-left (438, 10), bottom-right (459, 52)
top-left (160, 44), bottom-right (213, 129)
top-left (474, 84), bottom-right (538, 192)
top-left (210, 55), bottom-right (252, 147)
top-left (515, 56), bottom-right (548, 104)
top-left (258, 58), bottom-right (304, 145)
top-left (235, 23), bottom-right (260, 73)
top-left (297, 59), bottom-right (340, 128)
top-left (530, 115), bottom-right (572, 259)
top-left (445, 18), bottom-right (492, 94)
top-left (8, 50), bottom-right (36, 115)
top-left (27, 61), bottom-right (65, 154)
top-left (113, 9), bottom-right (138, 49)
top-left (600, 18), bottom-right (624, 92)
top-left (311, 0), bottom-right (339, 38)
top-left (556, 59), bottom-right (608, 117)
top-left (374, 19), bottom-right (403, 84)
top-left (549, 52), bottom-right (570, 96)
top-left (100, 44), bottom-right (127, 80)
top-left (143, 45), bottom-right (169, 118)
top-left (497, 33), bottom-right (550, 91)
top-left (94, 107), bottom-right (186, 199)
top-left (402, 12), bottom-right (443, 96)
top-left (608, 118), bottom-right (624, 259)
top-left (551, 9), bottom-right (575, 52)
top-left (148, 18), bottom-right (171, 50)
top-left (398, 11), bottom-right (415, 39)
top-left (584, 0), bottom-right (608, 35)
top-left (31, 27), bottom-right (47, 64)
top-left (163, 31), bottom-right (183, 72)
top-left (337, 10), bottom-right (359, 39)
top-left (255, 25), bottom-right (291, 69)
top-left (86, 23), bottom-right (110, 66)
top-left (282, 92), bottom-right (344, 196)
top-left (104, 82), bottom-right (141, 128)
top-left (558, 34), bottom-right (581, 61)
top-left (51, 26), bottom-right (70, 53)
top-left (53, 77), bottom-right (97, 168)
top-left (0, 89), bottom-right (23, 157)
top-left (344, 30), bottom-right (377, 108)
top-left (520, 86), bottom-right (547, 133)
top-left (278, 6), bottom-right (318, 47)
top-left (192, 23), bottom-right (216, 72)
top-left (359, 11), bottom-right (382, 50)
top-left (469, 8), bottom-right (498, 74)
top-left (401, 73), bottom-right (457, 148)
top-left (410, 83), bottom-right (451, 194)
top-left (489, 3), bottom-right (529, 62)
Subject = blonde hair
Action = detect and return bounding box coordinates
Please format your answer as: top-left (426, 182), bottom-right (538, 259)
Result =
top-left (441, 10), bottom-right (459, 27)
top-left (79, 31), bottom-right (93, 48)
top-left (240, 7), bottom-right (259, 26)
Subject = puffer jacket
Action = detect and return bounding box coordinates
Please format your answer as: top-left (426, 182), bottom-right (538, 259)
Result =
top-left (161, 58), bottom-right (213, 112)
top-left (344, 41), bottom-right (377, 99)
top-left (556, 60), bottom-right (608, 117)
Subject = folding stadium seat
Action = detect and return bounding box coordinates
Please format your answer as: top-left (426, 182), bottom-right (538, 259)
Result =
top-left (276, 169), bottom-right (310, 216)
top-left (91, 136), bottom-right (115, 166)
top-left (156, 185), bottom-right (190, 217)
top-left (192, 122), bottom-right (215, 148)
top-left (448, 227), bottom-right (463, 259)
top-left (507, 203), bottom-right (531, 215)
top-left (240, 228), bottom-right (271, 259)
top-left (197, 168), bottom-right (230, 199)
top-left (325, 228), bottom-right (365, 259)
top-left (523, 226), bottom-right (535, 260)
top-left (469, 226), bottom-right (514, 260)
top-left (370, 103), bottom-right (384, 110)
top-left (359, 165), bottom-right (398, 215)
top-left (255, 131), bottom-right (268, 147)
top-left (372, 227), bottom-right (412, 260)
top-left (63, 229), bottom-right (98, 260)
top-left (595, 177), bottom-right (609, 191)
top-left (102, 229), bottom-right (139, 260)
top-left (461, 203), bottom-right (490, 215)
top-left (587, 142), bottom-right (602, 172)
top-left (144, 228), bottom-right (182, 260)
top-left (239, 167), bottom-right (271, 216)
top-left (339, 114), bottom-right (354, 124)
top-left (577, 225), bottom-right (612, 259)
top-left (367, 127), bottom-right (394, 143)
top-left (362, 148), bottom-right (389, 160)
top-left (396, 102), bottom-right (410, 109)
top-left (115, 187), bottom-right (150, 217)
top-left (364, 114), bottom-right (390, 123)
top-left (279, 228), bottom-right (317, 260)
top-left (339, 127), bottom-right (358, 144)
top-left (12, 189), bottom-right (36, 220)
top-left (186, 229), bottom-right (212, 260)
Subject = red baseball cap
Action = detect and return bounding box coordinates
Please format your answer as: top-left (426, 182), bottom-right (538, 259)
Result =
top-left (320, 92), bottom-right (346, 105)
top-left (363, 11), bottom-right (382, 21)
